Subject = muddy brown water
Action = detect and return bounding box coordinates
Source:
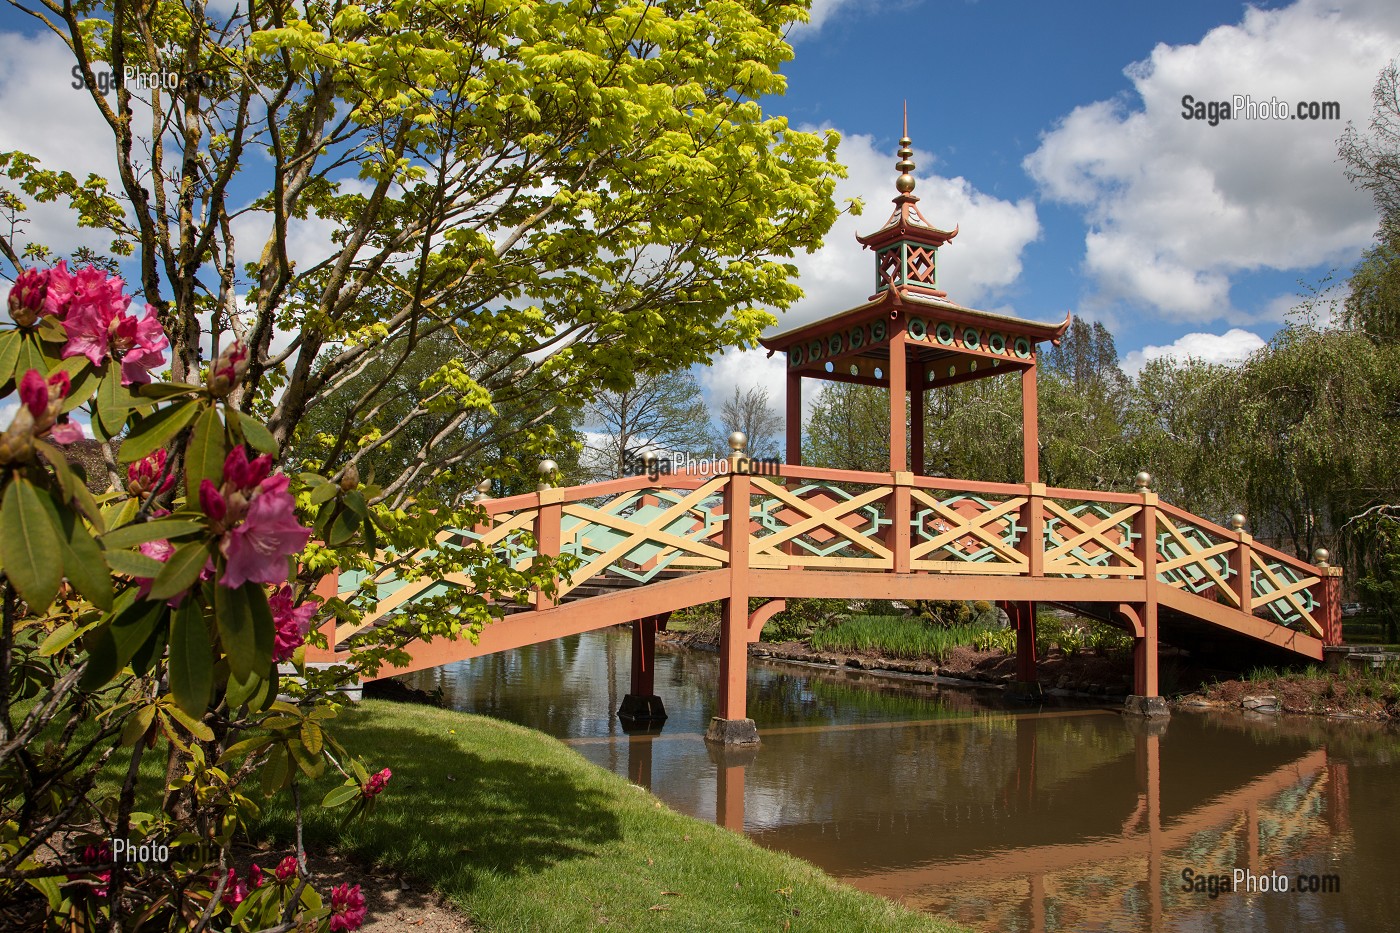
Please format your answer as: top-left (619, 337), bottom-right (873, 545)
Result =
top-left (400, 629), bottom-right (1400, 932)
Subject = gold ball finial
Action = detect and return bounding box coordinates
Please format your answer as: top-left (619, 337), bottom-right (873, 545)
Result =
top-left (1313, 547), bottom-right (1330, 568)
top-left (895, 135), bottom-right (916, 194)
top-left (1229, 513), bottom-right (1246, 531)
top-left (640, 449), bottom-right (657, 466)
top-left (475, 478), bottom-right (493, 499)
top-left (728, 431), bottom-right (747, 453)
top-left (537, 458), bottom-right (558, 491)
top-left (1134, 471), bottom-right (1152, 491)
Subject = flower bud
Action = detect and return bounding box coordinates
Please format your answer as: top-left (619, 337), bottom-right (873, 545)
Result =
top-left (8, 268), bottom-right (49, 327)
top-left (339, 464), bottom-right (360, 491)
top-left (207, 341), bottom-right (249, 398)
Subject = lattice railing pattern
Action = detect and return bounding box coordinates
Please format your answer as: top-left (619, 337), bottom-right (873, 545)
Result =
top-left (909, 490), bottom-right (1027, 572)
top-left (1043, 500), bottom-right (1142, 578)
top-left (1155, 514), bottom-right (1240, 607)
top-left (748, 478), bottom-right (893, 570)
top-left (555, 480), bottom-right (728, 598)
top-left (1250, 553), bottom-right (1321, 634)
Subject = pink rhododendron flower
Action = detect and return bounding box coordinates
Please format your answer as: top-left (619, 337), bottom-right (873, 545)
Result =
top-left (208, 341), bottom-right (249, 397)
top-left (329, 883), bottom-right (367, 932)
top-left (269, 585), bottom-right (318, 662)
top-left (221, 474), bottom-right (312, 589)
top-left (274, 855), bottom-right (298, 884)
top-left (36, 262), bottom-right (168, 383)
top-left (18, 369), bottom-right (47, 417)
top-left (127, 450), bottom-right (176, 499)
top-left (219, 866), bottom-right (248, 907)
top-left (249, 864), bottom-right (264, 889)
top-left (362, 767), bottom-right (391, 799)
top-left (2, 369), bottom-right (82, 457)
top-left (198, 448), bottom-right (311, 590)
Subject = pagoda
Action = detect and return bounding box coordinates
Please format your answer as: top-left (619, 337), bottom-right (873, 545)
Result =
top-left (761, 119), bottom-right (1070, 482)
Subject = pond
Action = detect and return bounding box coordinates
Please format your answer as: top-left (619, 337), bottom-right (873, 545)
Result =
top-left (400, 628), bottom-right (1400, 932)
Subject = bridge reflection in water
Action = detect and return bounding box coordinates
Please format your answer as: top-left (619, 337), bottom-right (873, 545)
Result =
top-left (411, 632), bottom-right (1382, 932)
top-left (609, 710), bottom-right (1351, 933)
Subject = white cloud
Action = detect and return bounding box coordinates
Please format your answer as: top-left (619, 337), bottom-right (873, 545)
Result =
top-left (775, 129), bottom-right (1041, 333)
top-left (696, 345), bottom-right (789, 412)
top-left (790, 0), bottom-right (873, 36)
top-left (0, 31), bottom-right (134, 262)
top-left (1025, 0), bottom-right (1399, 322)
top-left (1120, 328), bottom-right (1266, 375)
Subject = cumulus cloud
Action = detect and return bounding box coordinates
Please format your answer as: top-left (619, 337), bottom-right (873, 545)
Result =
top-left (0, 31), bottom-right (135, 262)
top-left (1120, 328), bottom-right (1266, 375)
top-left (1025, 0), bottom-right (1399, 322)
top-left (775, 129), bottom-right (1041, 332)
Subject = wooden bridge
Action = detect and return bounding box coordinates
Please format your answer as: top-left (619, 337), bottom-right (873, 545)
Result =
top-left (306, 124), bottom-right (1341, 742)
top-left (306, 459), bottom-right (1341, 742)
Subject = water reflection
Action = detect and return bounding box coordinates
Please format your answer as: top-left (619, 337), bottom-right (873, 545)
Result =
top-left (402, 629), bottom-right (1400, 932)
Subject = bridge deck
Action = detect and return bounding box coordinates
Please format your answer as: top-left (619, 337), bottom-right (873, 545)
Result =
top-left (308, 465), bottom-right (1340, 718)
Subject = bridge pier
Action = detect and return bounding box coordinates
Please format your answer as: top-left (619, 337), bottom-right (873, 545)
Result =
top-left (708, 468), bottom-right (760, 746)
top-left (618, 615), bottom-right (668, 724)
top-left (1123, 601), bottom-right (1169, 717)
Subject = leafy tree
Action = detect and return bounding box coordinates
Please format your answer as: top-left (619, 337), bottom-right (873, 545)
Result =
top-left (581, 369), bottom-right (712, 480)
top-left (804, 382), bottom-right (890, 472)
top-left (715, 384), bottom-right (783, 460)
top-left (1, 0), bottom-right (846, 511)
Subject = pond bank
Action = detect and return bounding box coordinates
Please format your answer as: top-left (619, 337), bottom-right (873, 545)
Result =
top-left (253, 700), bottom-right (965, 933)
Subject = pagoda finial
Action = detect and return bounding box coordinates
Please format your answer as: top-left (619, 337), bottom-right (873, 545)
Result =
top-left (895, 103), bottom-right (916, 195)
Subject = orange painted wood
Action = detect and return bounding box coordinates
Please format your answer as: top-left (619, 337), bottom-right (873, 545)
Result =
top-left (1156, 585), bottom-right (1324, 660)
top-left (892, 477), bottom-right (912, 574)
top-left (1322, 569), bottom-right (1344, 646)
top-left (1021, 365), bottom-right (1039, 484)
top-left (786, 371), bottom-right (802, 466)
top-left (534, 502), bottom-right (561, 610)
top-left (747, 599), bottom-right (787, 644)
top-left (630, 615), bottom-right (657, 696)
top-left (910, 365), bottom-right (925, 476)
top-left (719, 469), bottom-right (752, 720)
top-left (888, 330), bottom-right (907, 473)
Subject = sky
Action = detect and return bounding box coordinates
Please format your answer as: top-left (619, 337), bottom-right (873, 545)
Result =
top-left (0, 0), bottom-right (1397, 432)
top-left (699, 0), bottom-right (1400, 410)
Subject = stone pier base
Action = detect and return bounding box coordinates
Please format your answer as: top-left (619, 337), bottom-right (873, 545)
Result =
top-left (1123, 695), bottom-right (1170, 718)
top-left (704, 717), bottom-right (760, 746)
top-left (1007, 680), bottom-right (1043, 701)
top-left (617, 694), bottom-right (667, 723)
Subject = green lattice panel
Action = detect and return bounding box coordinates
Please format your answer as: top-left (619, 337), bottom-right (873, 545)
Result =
top-left (752, 482), bottom-right (890, 560)
top-left (911, 494), bottom-right (1026, 563)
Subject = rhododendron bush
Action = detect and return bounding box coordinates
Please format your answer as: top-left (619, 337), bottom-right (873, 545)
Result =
top-left (0, 265), bottom-right (544, 930)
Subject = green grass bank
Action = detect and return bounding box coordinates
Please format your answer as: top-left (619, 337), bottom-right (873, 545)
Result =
top-left (255, 700), bottom-right (964, 933)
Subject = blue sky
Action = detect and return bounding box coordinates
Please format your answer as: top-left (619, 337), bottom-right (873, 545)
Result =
top-left (699, 0), bottom-right (1399, 405)
top-left (1, 0), bottom-right (1397, 417)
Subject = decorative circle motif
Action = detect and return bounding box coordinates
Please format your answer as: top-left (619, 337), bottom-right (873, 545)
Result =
top-left (1013, 336), bottom-right (1032, 359)
top-left (824, 361), bottom-right (833, 373)
top-left (808, 340), bottom-right (823, 362)
top-left (963, 328), bottom-right (980, 350)
top-left (927, 369), bottom-right (936, 382)
top-left (935, 322), bottom-right (955, 346)
top-left (947, 365), bottom-right (956, 378)
top-left (874, 367), bottom-right (884, 380)
top-left (828, 333), bottom-right (844, 356)
top-left (871, 320), bottom-right (887, 342)
top-left (849, 364), bottom-right (859, 376)
top-left (989, 332), bottom-right (1006, 354)
top-left (969, 360), bottom-right (978, 373)
top-left (788, 347), bottom-right (804, 367)
top-left (908, 317), bottom-right (927, 340)
top-left (849, 327), bottom-right (865, 350)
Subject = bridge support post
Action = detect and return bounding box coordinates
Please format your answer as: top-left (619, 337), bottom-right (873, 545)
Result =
top-left (708, 468), bottom-right (760, 746)
top-left (785, 371), bottom-right (802, 466)
top-left (1015, 601), bottom-right (1039, 686)
top-left (618, 615), bottom-right (667, 723)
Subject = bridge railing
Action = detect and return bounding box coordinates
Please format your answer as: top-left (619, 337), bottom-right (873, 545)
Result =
top-left (331, 463), bottom-right (1336, 645)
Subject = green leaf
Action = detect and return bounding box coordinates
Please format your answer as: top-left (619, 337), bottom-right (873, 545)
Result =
top-left (169, 602), bottom-right (213, 717)
top-left (135, 382), bottom-right (204, 399)
top-left (218, 735), bottom-right (272, 765)
top-left (321, 784), bottom-right (360, 808)
top-left (328, 508), bottom-right (358, 546)
top-left (300, 720), bottom-right (323, 756)
top-left (120, 704), bottom-right (157, 747)
top-left (0, 476), bottom-right (64, 611)
top-left (47, 499), bottom-right (114, 611)
top-left (53, 355), bottom-right (100, 412)
top-left (0, 330), bottom-right (21, 389)
top-left (225, 665), bottom-right (262, 711)
top-left (309, 483), bottom-right (339, 505)
top-left (102, 519), bottom-right (205, 550)
top-left (216, 583), bottom-right (274, 681)
top-left (261, 745), bottom-right (289, 796)
top-left (129, 624), bottom-right (167, 676)
top-left (343, 489), bottom-right (368, 518)
top-left (79, 600), bottom-right (166, 690)
top-left (235, 412), bottom-right (279, 455)
top-left (166, 702), bottom-right (214, 741)
top-left (38, 621), bottom-right (78, 656)
top-left (185, 406), bottom-right (227, 498)
top-left (15, 334), bottom-right (45, 383)
top-left (146, 542), bottom-right (209, 602)
top-left (34, 440), bottom-right (103, 528)
top-left (118, 399), bottom-right (201, 463)
top-left (97, 360), bottom-right (138, 436)
top-left (103, 549), bottom-right (167, 578)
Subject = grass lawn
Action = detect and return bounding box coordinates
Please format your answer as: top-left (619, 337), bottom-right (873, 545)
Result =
top-left (254, 700), bottom-right (963, 933)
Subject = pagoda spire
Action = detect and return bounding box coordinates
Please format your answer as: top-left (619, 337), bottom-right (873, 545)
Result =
top-left (856, 110), bottom-right (959, 298)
